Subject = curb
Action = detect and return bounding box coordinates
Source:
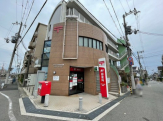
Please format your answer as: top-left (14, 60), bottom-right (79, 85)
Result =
top-left (20, 92), bottom-right (130, 120)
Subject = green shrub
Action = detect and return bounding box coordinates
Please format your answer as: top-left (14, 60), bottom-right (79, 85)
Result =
top-left (120, 82), bottom-right (128, 86)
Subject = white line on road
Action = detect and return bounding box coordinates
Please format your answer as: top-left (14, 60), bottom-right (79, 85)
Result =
top-left (0, 92), bottom-right (17, 121)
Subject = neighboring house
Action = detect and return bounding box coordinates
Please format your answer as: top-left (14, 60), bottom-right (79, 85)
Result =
top-left (108, 38), bottom-right (129, 95)
top-left (153, 72), bottom-right (158, 80)
top-left (20, 23), bottom-right (47, 85)
top-left (158, 66), bottom-right (163, 78)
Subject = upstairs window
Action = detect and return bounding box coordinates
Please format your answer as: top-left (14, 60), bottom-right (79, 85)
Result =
top-left (84, 38), bottom-right (88, 47)
top-left (79, 36), bottom-right (103, 51)
top-left (93, 39), bottom-right (96, 49)
top-left (79, 37), bottom-right (83, 46)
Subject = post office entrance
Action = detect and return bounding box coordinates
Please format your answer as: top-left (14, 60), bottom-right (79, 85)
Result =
top-left (69, 67), bottom-right (84, 95)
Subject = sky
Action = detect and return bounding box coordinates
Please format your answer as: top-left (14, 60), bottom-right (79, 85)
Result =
top-left (0, 0), bottom-right (162, 75)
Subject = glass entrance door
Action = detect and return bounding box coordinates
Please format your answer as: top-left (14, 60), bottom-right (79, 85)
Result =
top-left (69, 67), bottom-right (84, 95)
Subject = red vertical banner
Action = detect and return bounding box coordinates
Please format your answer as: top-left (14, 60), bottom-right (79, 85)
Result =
top-left (99, 67), bottom-right (107, 97)
top-left (98, 58), bottom-right (109, 98)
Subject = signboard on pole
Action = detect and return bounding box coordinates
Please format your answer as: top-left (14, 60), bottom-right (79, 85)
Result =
top-left (127, 57), bottom-right (134, 66)
top-left (98, 58), bottom-right (109, 98)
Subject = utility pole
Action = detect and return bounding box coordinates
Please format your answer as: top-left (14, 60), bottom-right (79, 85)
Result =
top-left (5, 22), bottom-right (23, 84)
top-left (123, 8), bottom-right (140, 94)
top-left (23, 54), bottom-right (31, 87)
top-left (137, 51), bottom-right (144, 80)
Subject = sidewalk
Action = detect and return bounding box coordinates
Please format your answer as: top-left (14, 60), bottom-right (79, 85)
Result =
top-left (19, 87), bottom-right (130, 120)
top-left (0, 79), bottom-right (18, 91)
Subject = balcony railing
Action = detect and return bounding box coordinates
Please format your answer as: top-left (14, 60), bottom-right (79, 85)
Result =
top-left (119, 49), bottom-right (127, 58)
top-left (108, 49), bottom-right (119, 58)
top-left (120, 60), bottom-right (128, 69)
top-left (34, 32), bottom-right (38, 37)
top-left (107, 39), bottom-right (117, 49)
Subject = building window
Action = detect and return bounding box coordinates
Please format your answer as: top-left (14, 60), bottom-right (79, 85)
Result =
top-left (105, 44), bottom-right (108, 53)
top-left (43, 53), bottom-right (50, 59)
top-left (79, 36), bottom-right (103, 51)
top-left (79, 37), bottom-right (83, 46)
top-left (100, 42), bottom-right (103, 50)
top-left (84, 38), bottom-right (88, 47)
top-left (89, 38), bottom-right (92, 48)
top-left (97, 41), bottom-right (100, 49)
top-left (42, 60), bottom-right (49, 67)
top-left (93, 39), bottom-right (96, 49)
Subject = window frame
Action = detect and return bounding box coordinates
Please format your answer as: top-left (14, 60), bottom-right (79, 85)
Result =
top-left (79, 37), bottom-right (84, 46)
top-left (93, 39), bottom-right (97, 49)
top-left (78, 36), bottom-right (103, 51)
top-left (84, 37), bottom-right (88, 47)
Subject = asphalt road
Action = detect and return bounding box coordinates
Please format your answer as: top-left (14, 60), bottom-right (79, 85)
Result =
top-left (100, 80), bottom-right (163, 121)
top-left (0, 80), bottom-right (162, 121)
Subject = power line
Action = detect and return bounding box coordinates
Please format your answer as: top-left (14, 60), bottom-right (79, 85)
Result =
top-left (144, 54), bottom-right (163, 58)
top-left (17, 0), bottom-right (48, 48)
top-left (143, 49), bottom-right (163, 55)
top-left (21, 0), bottom-right (24, 21)
top-left (118, 0), bottom-right (126, 12)
top-left (21, 0), bottom-right (35, 35)
top-left (21, 41), bottom-right (28, 51)
top-left (134, 12), bottom-right (146, 69)
top-left (125, 0), bottom-right (131, 10)
top-left (16, 0), bottom-right (17, 22)
top-left (21, 0), bottom-right (29, 22)
top-left (109, 0), bottom-right (124, 36)
top-left (138, 31), bottom-right (163, 36)
top-left (133, 0), bottom-right (135, 8)
top-left (0, 24), bottom-right (15, 35)
top-left (5, 24), bottom-right (15, 38)
top-left (103, 0), bottom-right (123, 38)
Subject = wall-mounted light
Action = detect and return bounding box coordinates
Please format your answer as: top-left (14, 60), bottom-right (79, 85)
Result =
top-left (53, 71), bottom-right (56, 74)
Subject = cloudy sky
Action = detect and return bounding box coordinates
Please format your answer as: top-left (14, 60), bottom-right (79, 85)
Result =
top-left (0, 0), bottom-right (162, 75)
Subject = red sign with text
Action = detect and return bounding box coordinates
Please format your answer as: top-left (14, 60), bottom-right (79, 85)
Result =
top-left (70, 67), bottom-right (84, 72)
top-left (99, 67), bottom-right (107, 98)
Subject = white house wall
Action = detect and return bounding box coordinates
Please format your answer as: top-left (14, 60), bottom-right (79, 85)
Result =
top-left (46, 5), bottom-right (62, 40)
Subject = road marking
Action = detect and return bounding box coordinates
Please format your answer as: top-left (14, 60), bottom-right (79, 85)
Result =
top-left (0, 92), bottom-right (17, 121)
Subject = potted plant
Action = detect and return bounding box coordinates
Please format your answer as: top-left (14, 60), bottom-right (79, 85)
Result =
top-left (120, 82), bottom-right (128, 93)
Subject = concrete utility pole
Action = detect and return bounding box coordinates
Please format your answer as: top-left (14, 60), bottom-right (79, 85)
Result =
top-left (5, 22), bottom-right (23, 84)
top-left (24, 54), bottom-right (31, 87)
top-left (137, 51), bottom-right (144, 80)
top-left (123, 8), bottom-right (140, 94)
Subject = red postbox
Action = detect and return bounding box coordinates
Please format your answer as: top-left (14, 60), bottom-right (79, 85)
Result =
top-left (38, 81), bottom-right (51, 96)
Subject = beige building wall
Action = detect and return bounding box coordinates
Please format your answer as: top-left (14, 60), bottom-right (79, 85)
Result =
top-left (28, 23), bottom-right (47, 74)
top-left (34, 24), bottom-right (47, 59)
top-left (47, 21), bottom-right (110, 96)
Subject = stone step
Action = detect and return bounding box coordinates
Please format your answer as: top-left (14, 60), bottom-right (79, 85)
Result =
top-left (110, 87), bottom-right (119, 90)
top-left (111, 82), bottom-right (118, 84)
top-left (109, 92), bottom-right (119, 97)
top-left (110, 85), bottom-right (118, 88)
top-left (110, 90), bottom-right (119, 93)
top-left (110, 86), bottom-right (119, 89)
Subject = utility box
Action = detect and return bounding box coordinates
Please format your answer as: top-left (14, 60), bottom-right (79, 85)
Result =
top-left (38, 81), bottom-right (51, 96)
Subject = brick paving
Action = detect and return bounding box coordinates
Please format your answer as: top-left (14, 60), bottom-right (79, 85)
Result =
top-left (22, 92), bottom-right (130, 120)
